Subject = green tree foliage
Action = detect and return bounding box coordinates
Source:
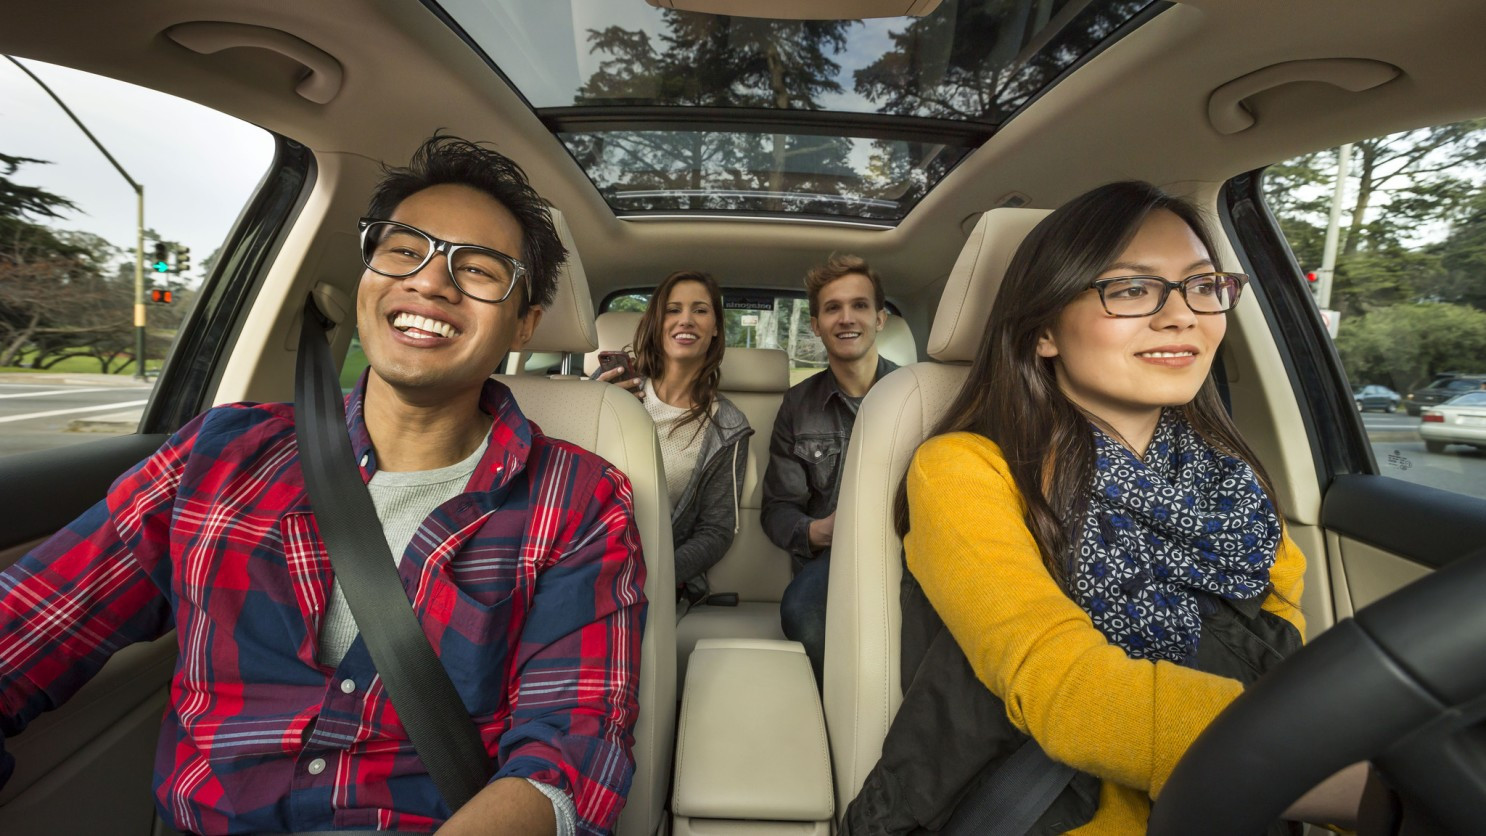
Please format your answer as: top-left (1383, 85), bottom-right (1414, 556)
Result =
top-left (572, 12), bottom-right (855, 213)
top-left (0, 154), bottom-right (171, 372)
top-left (1336, 303), bottom-right (1486, 391)
top-left (1264, 120), bottom-right (1486, 317)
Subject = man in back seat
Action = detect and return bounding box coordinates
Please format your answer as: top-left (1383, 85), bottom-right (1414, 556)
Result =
top-left (763, 254), bottom-right (898, 685)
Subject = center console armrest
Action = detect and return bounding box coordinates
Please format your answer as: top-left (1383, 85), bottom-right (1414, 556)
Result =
top-left (672, 639), bottom-right (833, 827)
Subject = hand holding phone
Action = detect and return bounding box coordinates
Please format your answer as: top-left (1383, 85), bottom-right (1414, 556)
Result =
top-left (596, 351), bottom-right (645, 401)
top-left (597, 350), bottom-right (635, 381)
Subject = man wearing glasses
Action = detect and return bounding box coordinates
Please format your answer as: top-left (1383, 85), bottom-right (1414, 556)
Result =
top-left (0, 136), bottom-right (646, 836)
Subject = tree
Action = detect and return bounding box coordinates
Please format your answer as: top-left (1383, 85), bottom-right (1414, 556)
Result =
top-left (1421, 184), bottom-right (1486, 311)
top-left (1264, 120), bottom-right (1486, 316)
top-left (573, 12), bottom-right (857, 213)
top-left (1335, 303), bottom-right (1486, 391)
top-left (0, 155), bottom-right (160, 372)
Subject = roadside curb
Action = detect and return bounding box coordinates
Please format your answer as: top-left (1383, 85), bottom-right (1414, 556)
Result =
top-left (0, 373), bottom-right (152, 388)
top-left (1366, 431), bottom-right (1420, 443)
top-left (67, 410), bottom-right (144, 433)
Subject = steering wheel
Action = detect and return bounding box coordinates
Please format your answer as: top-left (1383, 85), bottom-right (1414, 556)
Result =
top-left (1149, 545), bottom-right (1486, 835)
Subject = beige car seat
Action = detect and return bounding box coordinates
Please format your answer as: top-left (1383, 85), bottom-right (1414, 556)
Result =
top-left (495, 212), bottom-right (676, 836)
top-left (822, 208), bottom-right (1051, 816)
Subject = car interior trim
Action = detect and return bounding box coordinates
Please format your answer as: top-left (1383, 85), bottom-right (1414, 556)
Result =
top-left (1322, 474), bottom-right (1486, 571)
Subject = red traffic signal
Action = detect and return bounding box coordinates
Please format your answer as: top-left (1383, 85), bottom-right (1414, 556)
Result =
top-left (151, 289), bottom-right (173, 304)
top-left (1306, 271), bottom-right (1318, 282)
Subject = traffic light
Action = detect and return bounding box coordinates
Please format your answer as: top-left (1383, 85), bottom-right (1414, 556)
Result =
top-left (152, 241), bottom-right (169, 274)
top-left (150, 289), bottom-right (173, 304)
top-left (173, 245), bottom-right (191, 274)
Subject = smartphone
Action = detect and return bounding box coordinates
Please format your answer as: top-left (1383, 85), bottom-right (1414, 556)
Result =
top-left (597, 350), bottom-right (636, 381)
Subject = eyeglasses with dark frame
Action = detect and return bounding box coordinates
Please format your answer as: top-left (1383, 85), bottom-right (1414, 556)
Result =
top-left (358, 218), bottom-right (529, 304)
top-left (1086, 272), bottom-right (1249, 317)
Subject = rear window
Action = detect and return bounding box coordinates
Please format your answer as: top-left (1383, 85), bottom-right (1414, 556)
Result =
top-left (604, 289), bottom-right (898, 385)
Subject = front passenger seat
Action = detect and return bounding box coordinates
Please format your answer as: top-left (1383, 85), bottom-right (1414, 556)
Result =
top-left (495, 211), bottom-right (676, 836)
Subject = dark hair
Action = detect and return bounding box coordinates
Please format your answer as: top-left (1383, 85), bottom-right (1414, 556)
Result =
top-left (366, 133), bottom-right (566, 315)
top-left (893, 181), bottom-right (1279, 590)
top-left (633, 270), bottom-right (726, 437)
top-left (805, 253), bottom-right (886, 316)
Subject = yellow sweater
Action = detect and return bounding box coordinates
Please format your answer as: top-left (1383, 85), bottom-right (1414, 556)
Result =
top-left (904, 432), bottom-right (1306, 834)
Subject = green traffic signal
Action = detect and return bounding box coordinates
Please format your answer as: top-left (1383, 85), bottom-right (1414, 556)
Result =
top-left (153, 260), bottom-right (170, 273)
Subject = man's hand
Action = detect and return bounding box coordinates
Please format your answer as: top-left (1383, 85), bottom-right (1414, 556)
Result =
top-left (597, 366), bottom-right (645, 401)
top-left (807, 512), bottom-right (836, 551)
top-left (436, 777), bottom-right (556, 836)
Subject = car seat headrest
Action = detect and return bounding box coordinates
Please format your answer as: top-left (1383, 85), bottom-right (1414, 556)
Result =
top-left (926, 208), bottom-right (1052, 364)
top-left (522, 208), bottom-right (599, 354)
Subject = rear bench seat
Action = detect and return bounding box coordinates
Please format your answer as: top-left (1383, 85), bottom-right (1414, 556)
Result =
top-left (585, 310), bottom-right (918, 678)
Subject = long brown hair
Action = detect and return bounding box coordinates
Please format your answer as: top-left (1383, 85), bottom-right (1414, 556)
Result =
top-left (893, 181), bottom-right (1279, 590)
top-left (632, 270), bottom-right (726, 437)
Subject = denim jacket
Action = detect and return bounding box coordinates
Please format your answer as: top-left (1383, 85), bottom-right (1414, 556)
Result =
top-left (761, 356), bottom-right (898, 571)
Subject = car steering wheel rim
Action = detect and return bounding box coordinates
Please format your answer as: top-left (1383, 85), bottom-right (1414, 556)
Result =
top-left (1149, 545), bottom-right (1486, 835)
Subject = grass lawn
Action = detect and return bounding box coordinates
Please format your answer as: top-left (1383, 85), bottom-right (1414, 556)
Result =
top-left (341, 340), bottom-right (369, 390)
top-left (0, 353), bottom-right (163, 375)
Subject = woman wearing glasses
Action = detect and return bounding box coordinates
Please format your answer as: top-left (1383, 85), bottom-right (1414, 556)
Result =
top-left (847, 182), bottom-right (1363, 834)
top-left (598, 271), bottom-right (752, 611)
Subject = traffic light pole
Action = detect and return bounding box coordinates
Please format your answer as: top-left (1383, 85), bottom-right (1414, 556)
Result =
top-left (135, 188), bottom-right (147, 380)
top-left (5, 56), bottom-right (150, 379)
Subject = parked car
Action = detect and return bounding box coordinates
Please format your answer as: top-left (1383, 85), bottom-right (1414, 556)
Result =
top-left (1404, 374), bottom-right (1486, 415)
top-left (1419, 391), bottom-right (1486, 453)
top-left (4, 1), bottom-right (1486, 834)
top-left (1353, 384), bottom-right (1401, 412)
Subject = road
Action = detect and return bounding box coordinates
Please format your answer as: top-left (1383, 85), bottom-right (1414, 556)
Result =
top-left (0, 378), bottom-right (152, 457)
top-left (1362, 410), bottom-right (1486, 497)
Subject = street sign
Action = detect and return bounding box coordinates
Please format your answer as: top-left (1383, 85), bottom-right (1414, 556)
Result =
top-left (740, 314), bottom-right (759, 327)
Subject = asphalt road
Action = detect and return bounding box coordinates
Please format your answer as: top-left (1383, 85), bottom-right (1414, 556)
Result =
top-left (1362, 410), bottom-right (1486, 497)
top-left (0, 379), bottom-right (152, 457)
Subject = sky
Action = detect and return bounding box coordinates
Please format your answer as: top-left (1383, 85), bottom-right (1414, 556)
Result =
top-left (1, 56), bottom-right (276, 286)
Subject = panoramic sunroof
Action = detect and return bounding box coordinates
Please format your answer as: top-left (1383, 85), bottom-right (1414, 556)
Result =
top-left (432, 0), bottom-right (1165, 223)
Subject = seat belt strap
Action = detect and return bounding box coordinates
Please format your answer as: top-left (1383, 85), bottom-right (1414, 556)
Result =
top-left (293, 297), bottom-right (492, 811)
top-left (942, 737), bottom-right (1077, 836)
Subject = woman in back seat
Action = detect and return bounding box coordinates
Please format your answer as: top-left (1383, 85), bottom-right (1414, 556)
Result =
top-left (597, 271), bottom-right (751, 612)
top-left (846, 182), bottom-right (1362, 833)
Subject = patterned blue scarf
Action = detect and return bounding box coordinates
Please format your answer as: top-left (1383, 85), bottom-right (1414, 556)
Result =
top-left (1071, 411), bottom-right (1281, 662)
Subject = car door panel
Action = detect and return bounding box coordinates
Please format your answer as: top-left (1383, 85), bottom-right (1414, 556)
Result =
top-left (0, 434), bottom-right (169, 551)
top-left (0, 436), bottom-right (179, 836)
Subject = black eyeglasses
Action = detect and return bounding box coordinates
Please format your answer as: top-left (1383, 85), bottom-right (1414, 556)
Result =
top-left (1086, 272), bottom-right (1249, 317)
top-left (358, 218), bottom-right (528, 304)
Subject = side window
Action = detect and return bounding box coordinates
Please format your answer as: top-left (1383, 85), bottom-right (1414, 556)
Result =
top-left (1, 59), bottom-right (274, 459)
top-left (1264, 118), bottom-right (1486, 499)
top-left (604, 290), bottom-right (872, 386)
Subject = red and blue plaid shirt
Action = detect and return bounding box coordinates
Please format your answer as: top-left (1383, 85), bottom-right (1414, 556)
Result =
top-left (0, 377), bottom-right (647, 834)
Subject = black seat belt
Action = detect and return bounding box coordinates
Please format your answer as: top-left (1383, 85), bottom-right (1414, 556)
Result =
top-left (941, 737), bottom-right (1077, 836)
top-left (293, 297), bottom-right (492, 811)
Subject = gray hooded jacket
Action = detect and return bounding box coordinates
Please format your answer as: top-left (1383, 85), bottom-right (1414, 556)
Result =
top-left (672, 394), bottom-right (752, 602)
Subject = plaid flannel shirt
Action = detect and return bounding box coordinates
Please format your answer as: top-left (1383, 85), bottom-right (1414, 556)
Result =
top-left (0, 376), bottom-right (647, 834)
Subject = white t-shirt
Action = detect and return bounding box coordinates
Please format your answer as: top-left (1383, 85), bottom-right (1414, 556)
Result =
top-left (643, 377), bottom-right (709, 506)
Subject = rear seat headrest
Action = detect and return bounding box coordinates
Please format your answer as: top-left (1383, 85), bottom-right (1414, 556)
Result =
top-left (523, 208), bottom-right (599, 355)
top-left (877, 314), bottom-right (917, 366)
top-left (926, 208), bottom-right (1052, 364)
top-left (720, 348), bottom-right (789, 393)
top-left (584, 311), bottom-right (644, 376)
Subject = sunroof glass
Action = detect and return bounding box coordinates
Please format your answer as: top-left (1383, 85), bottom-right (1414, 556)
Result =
top-left (433, 0), bottom-right (1165, 221)
top-left (556, 129), bottom-right (972, 220)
